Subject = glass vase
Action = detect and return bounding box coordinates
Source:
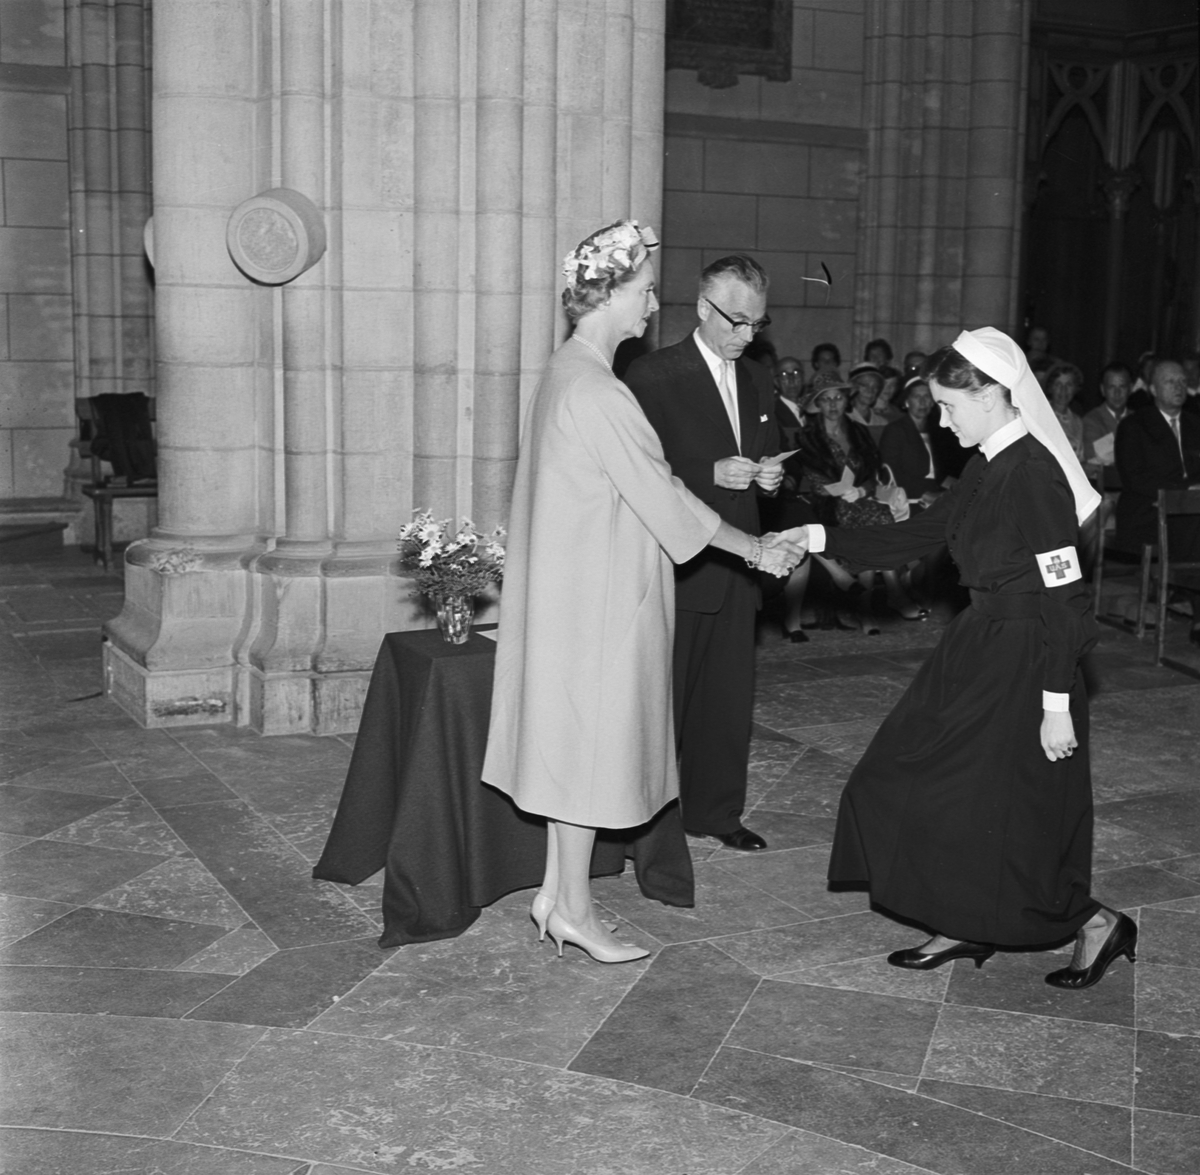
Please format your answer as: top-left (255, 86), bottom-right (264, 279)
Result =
top-left (433, 593), bottom-right (475, 644)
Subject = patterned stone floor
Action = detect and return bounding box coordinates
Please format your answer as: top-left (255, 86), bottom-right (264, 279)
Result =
top-left (1, 547), bottom-right (1199, 1174)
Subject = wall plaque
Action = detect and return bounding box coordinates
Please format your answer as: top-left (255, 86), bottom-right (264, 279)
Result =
top-left (226, 188), bottom-right (326, 285)
top-left (666, 0), bottom-right (792, 89)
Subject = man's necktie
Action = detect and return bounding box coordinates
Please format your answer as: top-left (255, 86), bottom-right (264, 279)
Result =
top-left (1170, 415), bottom-right (1183, 462)
top-left (719, 361), bottom-right (741, 454)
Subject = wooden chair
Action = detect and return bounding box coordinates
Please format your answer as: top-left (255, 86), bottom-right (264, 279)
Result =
top-left (1088, 467), bottom-right (1155, 633)
top-left (75, 395), bottom-right (158, 570)
top-left (1150, 487), bottom-right (1200, 665)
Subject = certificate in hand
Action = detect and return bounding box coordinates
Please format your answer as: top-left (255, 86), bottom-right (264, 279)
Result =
top-left (1092, 433), bottom-right (1115, 465)
top-left (759, 449), bottom-right (800, 467)
top-left (823, 465), bottom-right (857, 498)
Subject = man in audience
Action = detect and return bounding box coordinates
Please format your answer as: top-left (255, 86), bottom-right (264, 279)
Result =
top-left (1083, 362), bottom-right (1132, 487)
top-left (773, 355), bottom-right (805, 446)
top-left (902, 350), bottom-right (927, 381)
top-left (810, 343), bottom-right (842, 384)
top-left (625, 255), bottom-right (781, 851)
top-left (1115, 358), bottom-right (1200, 643)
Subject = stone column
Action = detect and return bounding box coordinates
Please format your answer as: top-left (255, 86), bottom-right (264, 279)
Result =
top-left (857, 0), bottom-right (1030, 353)
top-left (107, 0), bottom-right (666, 734)
top-left (104, 0), bottom-right (270, 726)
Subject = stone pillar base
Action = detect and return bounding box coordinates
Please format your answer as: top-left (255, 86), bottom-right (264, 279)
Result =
top-left (104, 640), bottom-right (234, 727)
top-left (243, 664), bottom-right (374, 736)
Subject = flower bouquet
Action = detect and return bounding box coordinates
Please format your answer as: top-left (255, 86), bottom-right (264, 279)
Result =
top-left (397, 511), bottom-right (505, 643)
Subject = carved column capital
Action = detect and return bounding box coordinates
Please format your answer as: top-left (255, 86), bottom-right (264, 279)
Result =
top-left (1099, 167), bottom-right (1140, 217)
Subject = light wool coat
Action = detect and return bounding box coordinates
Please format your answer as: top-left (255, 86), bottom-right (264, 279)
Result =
top-left (483, 342), bottom-right (720, 828)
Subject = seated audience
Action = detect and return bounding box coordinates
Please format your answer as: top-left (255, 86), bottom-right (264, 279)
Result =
top-left (1128, 351), bottom-right (1156, 411)
top-left (1025, 325), bottom-right (1060, 382)
top-left (1046, 362), bottom-right (1086, 461)
top-left (1114, 358), bottom-right (1200, 643)
top-left (902, 350), bottom-right (927, 381)
top-left (1082, 362), bottom-right (1131, 489)
top-left (1183, 351), bottom-right (1200, 412)
top-left (810, 342), bottom-right (842, 384)
top-left (879, 378), bottom-right (958, 507)
top-left (773, 355), bottom-right (805, 446)
top-left (848, 362), bottom-right (899, 438)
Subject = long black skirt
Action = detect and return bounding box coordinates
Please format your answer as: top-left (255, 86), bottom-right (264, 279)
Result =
top-left (828, 604), bottom-right (1099, 947)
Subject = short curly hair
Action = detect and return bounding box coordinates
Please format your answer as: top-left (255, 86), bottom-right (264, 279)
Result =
top-left (562, 260), bottom-right (644, 323)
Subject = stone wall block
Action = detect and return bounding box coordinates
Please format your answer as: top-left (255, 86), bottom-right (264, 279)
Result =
top-left (342, 289), bottom-right (412, 369)
top-left (664, 70), bottom-right (762, 123)
top-left (759, 69), bottom-right (862, 128)
top-left (153, 97), bottom-right (255, 208)
top-left (341, 208), bottom-right (411, 289)
top-left (155, 445), bottom-right (260, 536)
top-left (0, 92), bottom-right (69, 158)
top-left (3, 160), bottom-right (70, 227)
top-left (150, 206), bottom-right (241, 286)
top-left (813, 8), bottom-right (866, 73)
top-left (11, 425), bottom-right (75, 494)
top-left (155, 287), bottom-right (257, 366)
top-left (0, 364), bottom-right (75, 424)
top-left (664, 135), bottom-right (703, 192)
top-left (2, 0), bottom-right (66, 66)
top-left (662, 190), bottom-right (757, 251)
top-left (704, 139), bottom-right (810, 198)
top-left (0, 227), bottom-right (72, 294)
top-left (341, 94), bottom-right (414, 209)
top-left (759, 195), bottom-right (856, 253)
top-left (154, 0), bottom-right (259, 97)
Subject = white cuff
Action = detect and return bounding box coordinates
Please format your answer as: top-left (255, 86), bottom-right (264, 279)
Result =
top-left (808, 524), bottom-right (827, 554)
top-left (1042, 691), bottom-right (1070, 712)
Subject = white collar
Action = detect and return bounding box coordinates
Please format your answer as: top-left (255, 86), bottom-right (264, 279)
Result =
top-left (980, 415), bottom-right (1028, 462)
top-left (1159, 407), bottom-right (1183, 428)
top-left (693, 329), bottom-right (729, 381)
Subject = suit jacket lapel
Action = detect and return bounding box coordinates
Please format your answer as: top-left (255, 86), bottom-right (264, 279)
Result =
top-left (680, 335), bottom-right (740, 451)
top-left (735, 359), bottom-right (767, 457)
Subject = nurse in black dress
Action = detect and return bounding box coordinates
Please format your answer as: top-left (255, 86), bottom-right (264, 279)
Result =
top-left (791, 327), bottom-right (1137, 989)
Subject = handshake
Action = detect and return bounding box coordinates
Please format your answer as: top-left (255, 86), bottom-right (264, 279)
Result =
top-left (756, 527), bottom-right (808, 578)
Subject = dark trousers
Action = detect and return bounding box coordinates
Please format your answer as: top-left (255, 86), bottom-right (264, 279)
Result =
top-left (673, 575), bottom-right (757, 836)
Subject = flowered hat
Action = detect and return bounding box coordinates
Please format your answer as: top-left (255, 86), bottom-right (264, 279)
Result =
top-left (562, 220), bottom-right (659, 293)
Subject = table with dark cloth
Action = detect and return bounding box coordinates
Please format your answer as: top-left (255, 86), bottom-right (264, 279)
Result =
top-left (313, 629), bottom-right (694, 948)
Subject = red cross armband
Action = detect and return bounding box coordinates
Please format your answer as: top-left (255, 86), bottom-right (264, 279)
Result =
top-left (1036, 546), bottom-right (1082, 588)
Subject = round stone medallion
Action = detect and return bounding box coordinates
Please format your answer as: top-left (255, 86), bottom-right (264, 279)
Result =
top-left (226, 188), bottom-right (326, 284)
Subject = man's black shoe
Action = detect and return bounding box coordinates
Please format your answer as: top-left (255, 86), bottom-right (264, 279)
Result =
top-left (716, 827), bottom-right (767, 851)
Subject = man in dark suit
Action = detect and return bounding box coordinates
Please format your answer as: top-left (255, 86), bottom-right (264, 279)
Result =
top-left (625, 255), bottom-right (781, 851)
top-left (1115, 359), bottom-right (1200, 642)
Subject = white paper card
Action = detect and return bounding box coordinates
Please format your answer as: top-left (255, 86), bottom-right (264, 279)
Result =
top-left (760, 449), bottom-right (800, 467)
top-left (823, 465), bottom-right (857, 498)
top-left (1036, 545), bottom-right (1082, 587)
top-left (1092, 433), bottom-right (1115, 464)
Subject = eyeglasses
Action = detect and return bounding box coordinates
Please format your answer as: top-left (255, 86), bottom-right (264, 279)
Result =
top-left (705, 298), bottom-right (771, 335)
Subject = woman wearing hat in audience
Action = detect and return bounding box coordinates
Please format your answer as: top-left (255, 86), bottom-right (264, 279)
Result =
top-left (879, 377), bottom-right (961, 509)
top-left (1045, 362), bottom-right (1086, 462)
top-left (789, 328), bottom-right (1134, 989)
top-left (848, 361), bottom-right (901, 440)
top-left (787, 374), bottom-right (924, 628)
top-left (483, 220), bottom-right (798, 965)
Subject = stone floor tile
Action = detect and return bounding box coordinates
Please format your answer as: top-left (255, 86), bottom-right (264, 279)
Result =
top-left (695, 1047), bottom-right (1138, 1175)
top-left (755, 675), bottom-right (905, 730)
top-left (729, 979), bottom-right (940, 1077)
top-left (598, 857), bottom-right (809, 945)
top-left (715, 911), bottom-right (906, 977)
top-left (0, 964), bottom-right (232, 1017)
top-left (811, 1062), bottom-right (921, 1091)
top-left (0, 905), bottom-right (230, 969)
top-left (0, 741), bottom-right (108, 786)
top-left (917, 1078), bottom-right (1133, 1166)
top-left (713, 844), bottom-right (871, 920)
top-left (217, 766), bottom-right (350, 816)
top-left (0, 838), bottom-right (163, 903)
top-left (90, 856), bottom-right (250, 928)
top-left (780, 718), bottom-right (880, 763)
top-left (47, 794), bottom-right (193, 857)
top-left (133, 771), bottom-right (240, 808)
top-left (13, 628), bottom-right (104, 661)
top-left (1, 587), bottom-right (96, 623)
top-left (176, 927), bottom-right (279, 976)
top-left (186, 936), bottom-right (387, 1029)
top-left (741, 1128), bottom-right (938, 1175)
top-left (155, 799), bottom-right (378, 950)
top-left (0, 782), bottom-right (119, 836)
top-left (0, 891), bottom-right (74, 947)
top-left (943, 945), bottom-right (1137, 1027)
top-left (567, 940), bottom-right (758, 1094)
top-left (730, 810), bottom-right (837, 853)
top-left (924, 1004), bottom-right (1136, 1106)
top-left (1133, 1109), bottom-right (1200, 1175)
top-left (0, 1011), bottom-right (265, 1135)
top-left (1095, 792), bottom-right (1200, 857)
top-left (1135, 1029), bottom-right (1200, 1117)
top-left (775, 953), bottom-right (952, 1003)
top-left (177, 1028), bottom-right (789, 1175)
top-left (1093, 820), bottom-right (1186, 871)
top-left (1094, 864), bottom-right (1200, 907)
top-left (315, 901), bottom-right (648, 1067)
top-left (1136, 963), bottom-right (1200, 1035)
top-left (0, 831), bottom-right (30, 855)
top-left (1136, 906), bottom-right (1200, 967)
top-left (1161, 853), bottom-right (1200, 882)
top-left (5, 753), bottom-right (136, 798)
top-left (0, 1131), bottom-right (308, 1175)
top-left (756, 745), bottom-right (853, 819)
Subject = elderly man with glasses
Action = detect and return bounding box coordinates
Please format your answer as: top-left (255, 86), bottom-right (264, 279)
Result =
top-left (625, 254), bottom-right (783, 852)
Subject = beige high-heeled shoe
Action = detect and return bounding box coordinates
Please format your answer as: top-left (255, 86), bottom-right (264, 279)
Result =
top-left (530, 891), bottom-right (616, 941)
top-left (546, 909), bottom-right (649, 964)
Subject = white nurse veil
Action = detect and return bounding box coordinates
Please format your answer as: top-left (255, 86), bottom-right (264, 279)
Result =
top-left (950, 327), bottom-right (1101, 525)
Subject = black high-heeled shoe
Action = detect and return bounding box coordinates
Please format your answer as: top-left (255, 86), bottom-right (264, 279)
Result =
top-left (786, 629), bottom-right (810, 643)
top-left (888, 940), bottom-right (995, 971)
top-left (1044, 912), bottom-right (1137, 990)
